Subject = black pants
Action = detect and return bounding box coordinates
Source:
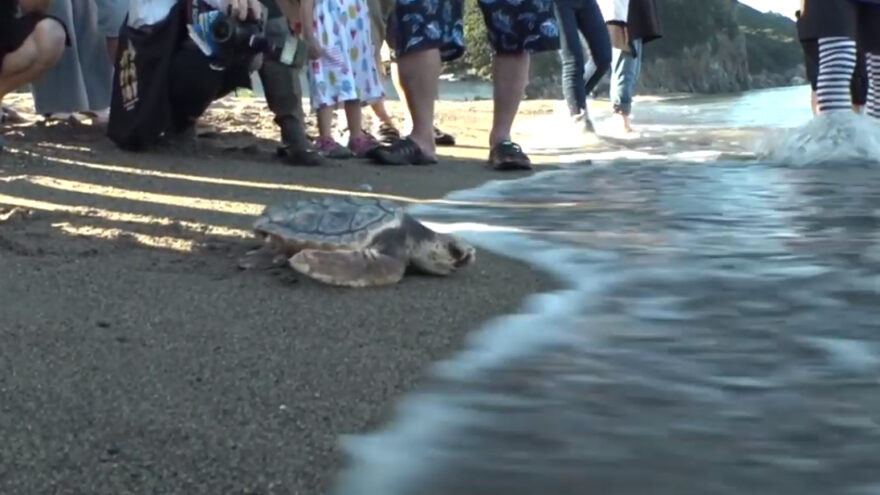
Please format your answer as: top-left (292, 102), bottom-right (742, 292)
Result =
top-left (167, 40), bottom-right (252, 134)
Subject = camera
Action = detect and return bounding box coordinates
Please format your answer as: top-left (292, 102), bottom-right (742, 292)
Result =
top-left (209, 16), bottom-right (264, 53)
top-left (207, 15), bottom-right (306, 68)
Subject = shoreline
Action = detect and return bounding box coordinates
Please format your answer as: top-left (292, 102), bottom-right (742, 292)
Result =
top-left (0, 89), bottom-right (773, 493)
top-left (0, 96), bottom-right (558, 494)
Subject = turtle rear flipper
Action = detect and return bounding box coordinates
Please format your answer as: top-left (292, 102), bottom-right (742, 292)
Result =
top-left (289, 248), bottom-right (407, 287)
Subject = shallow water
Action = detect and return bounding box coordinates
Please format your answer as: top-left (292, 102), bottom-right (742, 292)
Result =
top-left (328, 92), bottom-right (880, 494)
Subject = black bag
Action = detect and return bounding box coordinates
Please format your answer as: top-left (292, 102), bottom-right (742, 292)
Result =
top-left (107, 2), bottom-right (185, 151)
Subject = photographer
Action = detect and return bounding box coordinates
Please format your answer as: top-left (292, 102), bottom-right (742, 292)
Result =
top-left (108, 0), bottom-right (324, 165)
top-left (107, 0), bottom-right (259, 150)
top-left (1, 0), bottom-right (69, 150)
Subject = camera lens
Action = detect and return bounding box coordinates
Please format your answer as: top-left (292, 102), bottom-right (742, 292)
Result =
top-left (210, 18), bottom-right (233, 44)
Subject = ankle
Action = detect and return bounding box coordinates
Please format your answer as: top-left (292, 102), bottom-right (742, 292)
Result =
top-left (407, 132), bottom-right (435, 155)
top-left (488, 132), bottom-right (512, 148)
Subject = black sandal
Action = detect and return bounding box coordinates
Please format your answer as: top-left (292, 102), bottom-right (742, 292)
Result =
top-left (370, 136), bottom-right (437, 166)
top-left (489, 140), bottom-right (532, 171)
top-left (434, 126), bottom-right (456, 146)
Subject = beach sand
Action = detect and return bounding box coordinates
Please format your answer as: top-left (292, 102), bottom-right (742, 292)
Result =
top-left (0, 95), bottom-right (561, 495)
top-left (0, 93), bottom-right (764, 494)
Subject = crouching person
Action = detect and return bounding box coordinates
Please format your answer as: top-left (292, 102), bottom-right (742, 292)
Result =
top-left (1, 0), bottom-right (69, 151)
top-left (108, 0), bottom-right (324, 165)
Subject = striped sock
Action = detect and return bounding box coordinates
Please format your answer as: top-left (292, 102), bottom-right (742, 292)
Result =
top-left (816, 37), bottom-right (857, 113)
top-left (867, 52), bottom-right (880, 119)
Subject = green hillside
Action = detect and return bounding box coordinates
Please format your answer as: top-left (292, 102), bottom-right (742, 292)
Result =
top-left (450, 0), bottom-right (806, 96)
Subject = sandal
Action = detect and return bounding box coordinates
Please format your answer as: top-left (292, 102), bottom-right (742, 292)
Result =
top-left (377, 122), bottom-right (401, 146)
top-left (370, 136), bottom-right (437, 166)
top-left (488, 140), bottom-right (532, 171)
top-left (434, 126), bottom-right (456, 146)
top-left (315, 136), bottom-right (354, 159)
top-left (348, 133), bottom-right (379, 157)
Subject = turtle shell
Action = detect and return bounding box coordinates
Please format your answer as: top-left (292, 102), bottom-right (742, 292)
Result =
top-left (253, 196), bottom-right (405, 251)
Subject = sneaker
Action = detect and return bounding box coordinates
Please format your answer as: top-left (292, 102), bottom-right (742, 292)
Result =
top-left (315, 136), bottom-right (354, 159)
top-left (276, 145), bottom-right (327, 166)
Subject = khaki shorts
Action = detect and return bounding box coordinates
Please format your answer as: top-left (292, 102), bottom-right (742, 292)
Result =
top-left (367, 0), bottom-right (395, 75)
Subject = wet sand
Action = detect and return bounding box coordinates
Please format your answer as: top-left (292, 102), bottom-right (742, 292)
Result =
top-left (0, 93), bottom-right (764, 494)
top-left (0, 95), bottom-right (559, 495)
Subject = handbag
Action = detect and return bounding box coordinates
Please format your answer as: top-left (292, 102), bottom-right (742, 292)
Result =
top-left (106, 2), bottom-right (185, 151)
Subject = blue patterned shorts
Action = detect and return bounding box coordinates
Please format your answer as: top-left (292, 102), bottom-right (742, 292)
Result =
top-left (392, 0), bottom-right (560, 62)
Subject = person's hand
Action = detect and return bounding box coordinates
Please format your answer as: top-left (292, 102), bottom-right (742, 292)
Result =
top-left (219, 0), bottom-right (262, 21)
top-left (307, 38), bottom-right (324, 60)
top-left (18, 0), bottom-right (51, 14)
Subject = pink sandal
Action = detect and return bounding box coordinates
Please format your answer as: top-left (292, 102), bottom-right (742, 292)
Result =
top-left (348, 133), bottom-right (379, 157)
top-left (315, 136), bottom-right (354, 159)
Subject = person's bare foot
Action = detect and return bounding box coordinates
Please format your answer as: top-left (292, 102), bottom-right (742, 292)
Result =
top-left (612, 112), bottom-right (634, 134)
top-left (0, 106), bottom-right (26, 124)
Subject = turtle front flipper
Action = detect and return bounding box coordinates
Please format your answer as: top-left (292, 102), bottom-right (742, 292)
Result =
top-left (289, 248), bottom-right (407, 287)
top-left (237, 241), bottom-right (287, 270)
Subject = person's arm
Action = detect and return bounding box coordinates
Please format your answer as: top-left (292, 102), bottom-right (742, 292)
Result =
top-left (299, 0), bottom-right (314, 42)
top-left (275, 0), bottom-right (301, 31)
top-left (18, 0), bottom-right (52, 14)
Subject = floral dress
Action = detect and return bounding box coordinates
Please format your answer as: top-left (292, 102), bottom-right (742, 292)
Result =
top-left (307, 0), bottom-right (385, 112)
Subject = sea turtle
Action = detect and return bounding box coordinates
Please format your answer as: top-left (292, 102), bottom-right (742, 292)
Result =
top-left (238, 196), bottom-right (476, 287)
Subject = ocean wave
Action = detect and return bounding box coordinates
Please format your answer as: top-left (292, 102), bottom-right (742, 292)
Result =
top-left (756, 112), bottom-right (880, 166)
top-left (327, 96), bottom-right (880, 495)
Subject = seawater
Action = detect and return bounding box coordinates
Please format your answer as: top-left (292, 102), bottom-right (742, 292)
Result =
top-left (328, 88), bottom-right (880, 494)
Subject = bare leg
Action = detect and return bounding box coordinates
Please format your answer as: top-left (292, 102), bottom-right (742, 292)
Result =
top-left (0, 19), bottom-right (67, 99)
top-left (390, 61), bottom-right (407, 119)
top-left (811, 90), bottom-right (818, 115)
top-left (370, 97), bottom-right (394, 126)
top-left (317, 106), bottom-right (334, 139)
top-left (396, 50), bottom-right (440, 156)
top-left (488, 53), bottom-right (530, 147)
top-left (344, 100), bottom-right (364, 140)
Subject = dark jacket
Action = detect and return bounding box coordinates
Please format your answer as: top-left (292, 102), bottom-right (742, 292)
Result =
top-left (627, 0), bottom-right (662, 44)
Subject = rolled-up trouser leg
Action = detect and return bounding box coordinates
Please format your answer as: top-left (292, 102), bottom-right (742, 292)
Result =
top-left (259, 15), bottom-right (310, 150)
top-left (258, 58), bottom-right (310, 150)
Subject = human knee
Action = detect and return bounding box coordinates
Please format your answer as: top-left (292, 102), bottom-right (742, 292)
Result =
top-left (481, 0), bottom-right (560, 57)
top-left (32, 18), bottom-right (68, 59)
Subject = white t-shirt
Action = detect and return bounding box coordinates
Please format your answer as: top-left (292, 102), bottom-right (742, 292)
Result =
top-left (127, 0), bottom-right (223, 28)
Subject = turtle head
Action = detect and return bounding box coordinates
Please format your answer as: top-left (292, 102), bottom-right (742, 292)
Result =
top-left (410, 231), bottom-right (476, 275)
